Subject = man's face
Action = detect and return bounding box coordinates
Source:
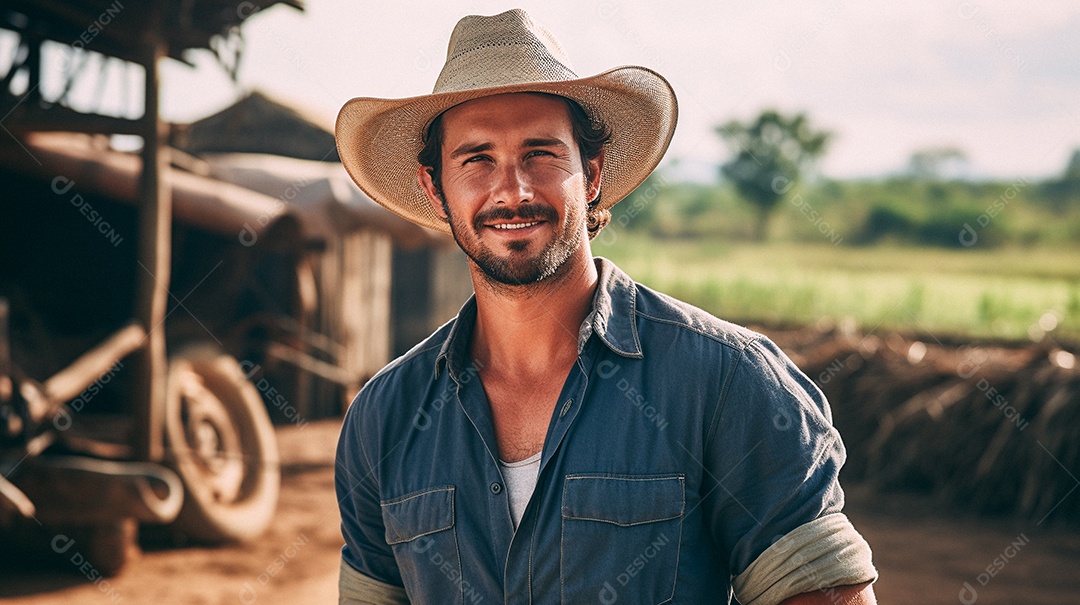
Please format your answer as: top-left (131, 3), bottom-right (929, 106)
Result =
top-left (419, 93), bottom-right (602, 287)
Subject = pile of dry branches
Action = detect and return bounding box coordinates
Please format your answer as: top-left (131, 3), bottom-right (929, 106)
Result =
top-left (764, 323), bottom-right (1080, 524)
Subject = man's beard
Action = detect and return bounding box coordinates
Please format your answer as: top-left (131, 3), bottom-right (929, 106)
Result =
top-left (444, 200), bottom-right (583, 287)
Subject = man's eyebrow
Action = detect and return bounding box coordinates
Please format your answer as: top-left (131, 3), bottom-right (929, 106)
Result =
top-left (523, 137), bottom-right (570, 149)
top-left (449, 142), bottom-right (493, 159)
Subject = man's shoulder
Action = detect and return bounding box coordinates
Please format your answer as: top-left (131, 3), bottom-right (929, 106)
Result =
top-left (631, 280), bottom-right (763, 353)
top-left (354, 316), bottom-right (456, 399)
top-left (338, 318), bottom-right (459, 453)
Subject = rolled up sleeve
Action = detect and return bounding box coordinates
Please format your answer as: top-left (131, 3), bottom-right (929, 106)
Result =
top-left (339, 558), bottom-right (410, 605)
top-left (732, 512), bottom-right (877, 605)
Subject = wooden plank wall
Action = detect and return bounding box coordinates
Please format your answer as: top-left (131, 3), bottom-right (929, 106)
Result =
top-left (314, 228), bottom-right (392, 416)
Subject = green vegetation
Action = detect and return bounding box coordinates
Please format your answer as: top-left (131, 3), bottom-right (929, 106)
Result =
top-left (613, 173), bottom-right (1080, 248)
top-left (715, 110), bottom-right (831, 240)
top-left (597, 170), bottom-right (1080, 342)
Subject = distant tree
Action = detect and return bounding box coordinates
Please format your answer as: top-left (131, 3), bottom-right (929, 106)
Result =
top-left (907, 146), bottom-right (968, 181)
top-left (1062, 148), bottom-right (1080, 182)
top-left (716, 110), bottom-right (830, 239)
top-left (1040, 147), bottom-right (1080, 211)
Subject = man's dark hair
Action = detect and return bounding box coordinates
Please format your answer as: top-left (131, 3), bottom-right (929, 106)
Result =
top-left (418, 94), bottom-right (613, 239)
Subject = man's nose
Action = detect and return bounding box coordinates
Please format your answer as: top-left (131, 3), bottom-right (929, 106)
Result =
top-left (491, 163), bottom-right (533, 205)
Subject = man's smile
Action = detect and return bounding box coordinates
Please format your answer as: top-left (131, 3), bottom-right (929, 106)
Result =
top-left (490, 221), bottom-right (542, 231)
top-left (473, 204), bottom-right (559, 237)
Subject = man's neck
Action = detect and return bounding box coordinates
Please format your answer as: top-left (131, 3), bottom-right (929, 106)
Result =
top-left (469, 251), bottom-right (598, 381)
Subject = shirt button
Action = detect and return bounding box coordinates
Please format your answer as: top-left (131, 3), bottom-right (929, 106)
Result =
top-left (490, 482), bottom-right (503, 495)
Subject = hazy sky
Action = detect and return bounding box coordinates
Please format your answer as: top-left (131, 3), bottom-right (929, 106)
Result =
top-left (25, 0), bottom-right (1080, 180)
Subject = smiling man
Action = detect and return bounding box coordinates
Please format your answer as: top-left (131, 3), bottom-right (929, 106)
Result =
top-left (334, 9), bottom-right (877, 604)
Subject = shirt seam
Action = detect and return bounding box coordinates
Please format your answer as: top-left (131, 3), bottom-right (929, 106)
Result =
top-left (705, 340), bottom-right (748, 448)
top-left (366, 340), bottom-right (446, 388)
top-left (634, 309), bottom-right (755, 351)
top-left (631, 310), bottom-right (759, 452)
top-left (380, 485), bottom-right (455, 506)
top-left (353, 403), bottom-right (379, 505)
top-left (745, 339), bottom-right (833, 431)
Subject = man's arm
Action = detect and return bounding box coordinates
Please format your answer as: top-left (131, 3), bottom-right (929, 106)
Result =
top-left (336, 393), bottom-right (407, 602)
top-left (703, 338), bottom-right (877, 605)
top-left (779, 581), bottom-right (876, 604)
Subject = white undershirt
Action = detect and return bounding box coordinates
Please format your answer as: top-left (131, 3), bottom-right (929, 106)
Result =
top-left (498, 451), bottom-right (542, 529)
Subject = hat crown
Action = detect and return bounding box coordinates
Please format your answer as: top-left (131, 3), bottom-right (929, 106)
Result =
top-left (433, 9), bottom-right (578, 94)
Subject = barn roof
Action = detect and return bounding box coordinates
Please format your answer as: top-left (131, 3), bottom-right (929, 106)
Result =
top-left (1, 0), bottom-right (302, 66)
top-left (172, 91), bottom-right (339, 162)
top-left (0, 132), bottom-right (439, 247)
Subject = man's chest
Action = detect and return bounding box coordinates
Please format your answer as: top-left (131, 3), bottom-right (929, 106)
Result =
top-left (483, 378), bottom-right (562, 462)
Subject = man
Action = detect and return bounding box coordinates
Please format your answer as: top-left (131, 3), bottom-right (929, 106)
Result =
top-left (335, 9), bottom-right (877, 604)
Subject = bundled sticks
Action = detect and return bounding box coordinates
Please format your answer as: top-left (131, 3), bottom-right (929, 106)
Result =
top-left (763, 323), bottom-right (1080, 524)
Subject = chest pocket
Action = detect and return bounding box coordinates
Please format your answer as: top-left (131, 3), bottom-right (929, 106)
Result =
top-left (561, 474), bottom-right (685, 604)
top-left (381, 486), bottom-right (462, 604)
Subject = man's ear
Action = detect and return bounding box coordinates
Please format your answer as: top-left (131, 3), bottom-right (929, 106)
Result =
top-left (585, 148), bottom-right (605, 202)
top-left (417, 166), bottom-right (448, 220)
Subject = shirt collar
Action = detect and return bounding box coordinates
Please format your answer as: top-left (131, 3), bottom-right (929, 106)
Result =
top-left (435, 296), bottom-right (478, 382)
top-left (435, 257), bottom-right (643, 380)
top-left (588, 257), bottom-right (643, 359)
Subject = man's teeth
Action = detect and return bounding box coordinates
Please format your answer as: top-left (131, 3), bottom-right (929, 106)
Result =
top-left (492, 221), bottom-right (540, 230)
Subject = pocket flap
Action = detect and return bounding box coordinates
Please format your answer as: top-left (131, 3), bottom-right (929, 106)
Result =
top-left (381, 486), bottom-right (455, 544)
top-left (562, 474), bottom-right (684, 526)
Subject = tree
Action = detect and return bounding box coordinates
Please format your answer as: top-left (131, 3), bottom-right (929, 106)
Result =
top-left (1062, 149), bottom-right (1080, 179)
top-left (907, 146), bottom-right (968, 181)
top-left (716, 110), bottom-right (830, 239)
top-left (1040, 147), bottom-right (1080, 211)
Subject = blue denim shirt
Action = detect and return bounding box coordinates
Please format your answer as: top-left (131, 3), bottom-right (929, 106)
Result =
top-left (336, 258), bottom-right (847, 604)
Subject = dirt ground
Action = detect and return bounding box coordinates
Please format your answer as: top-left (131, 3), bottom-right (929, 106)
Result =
top-left (2, 420), bottom-right (1079, 604)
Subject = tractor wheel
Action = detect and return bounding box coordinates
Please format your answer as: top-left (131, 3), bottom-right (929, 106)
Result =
top-left (163, 344), bottom-right (279, 542)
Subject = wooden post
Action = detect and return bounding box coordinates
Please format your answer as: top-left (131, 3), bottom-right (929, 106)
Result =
top-left (132, 29), bottom-right (171, 462)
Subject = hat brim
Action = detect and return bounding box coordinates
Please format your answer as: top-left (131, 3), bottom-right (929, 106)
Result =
top-left (335, 66), bottom-right (678, 234)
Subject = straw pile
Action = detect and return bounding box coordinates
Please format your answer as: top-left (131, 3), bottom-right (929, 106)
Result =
top-left (761, 323), bottom-right (1080, 524)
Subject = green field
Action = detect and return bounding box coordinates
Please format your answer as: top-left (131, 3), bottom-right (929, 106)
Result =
top-left (592, 233), bottom-right (1080, 343)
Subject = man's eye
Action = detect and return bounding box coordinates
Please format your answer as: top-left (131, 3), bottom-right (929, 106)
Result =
top-left (526, 150), bottom-right (556, 159)
top-left (463, 155), bottom-right (490, 164)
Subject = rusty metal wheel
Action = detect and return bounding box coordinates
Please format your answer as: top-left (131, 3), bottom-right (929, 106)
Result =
top-left (164, 344), bottom-right (279, 542)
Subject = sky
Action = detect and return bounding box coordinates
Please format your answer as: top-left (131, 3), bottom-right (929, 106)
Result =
top-left (11, 0), bottom-right (1080, 181)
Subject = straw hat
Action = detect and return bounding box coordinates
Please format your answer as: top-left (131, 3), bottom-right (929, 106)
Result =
top-left (335, 9), bottom-right (678, 234)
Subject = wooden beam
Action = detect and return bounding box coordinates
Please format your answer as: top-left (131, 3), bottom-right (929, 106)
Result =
top-left (265, 341), bottom-right (354, 387)
top-left (131, 25), bottom-right (170, 463)
top-left (41, 322), bottom-right (146, 409)
top-left (1, 101), bottom-right (144, 136)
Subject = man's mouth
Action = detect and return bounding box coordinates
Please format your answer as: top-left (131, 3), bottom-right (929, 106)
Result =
top-left (490, 221), bottom-right (542, 231)
top-left (474, 205), bottom-right (558, 233)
